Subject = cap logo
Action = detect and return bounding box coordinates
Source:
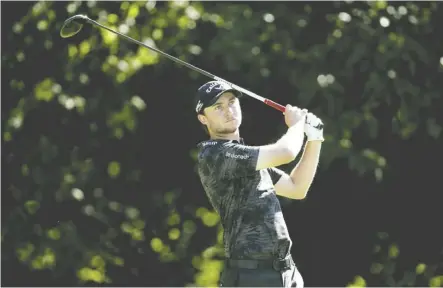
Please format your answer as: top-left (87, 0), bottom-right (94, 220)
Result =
top-left (196, 100), bottom-right (203, 113)
top-left (206, 82), bottom-right (226, 93)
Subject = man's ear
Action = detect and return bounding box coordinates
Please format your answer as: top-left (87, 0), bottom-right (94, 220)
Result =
top-left (197, 114), bottom-right (208, 125)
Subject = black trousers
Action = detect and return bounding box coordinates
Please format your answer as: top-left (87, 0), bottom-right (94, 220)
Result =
top-left (219, 255), bottom-right (304, 287)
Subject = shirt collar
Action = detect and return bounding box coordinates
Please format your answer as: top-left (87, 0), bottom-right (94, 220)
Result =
top-left (200, 137), bottom-right (245, 145)
top-left (218, 137), bottom-right (245, 144)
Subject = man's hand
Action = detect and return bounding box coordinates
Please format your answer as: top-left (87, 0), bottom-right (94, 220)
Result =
top-left (305, 112), bottom-right (324, 141)
top-left (284, 104), bottom-right (307, 128)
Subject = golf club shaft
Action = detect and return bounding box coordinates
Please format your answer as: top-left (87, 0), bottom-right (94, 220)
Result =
top-left (83, 17), bottom-right (287, 113)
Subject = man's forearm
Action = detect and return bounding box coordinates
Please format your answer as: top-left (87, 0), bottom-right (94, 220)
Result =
top-left (277, 121), bottom-right (305, 159)
top-left (289, 141), bottom-right (322, 196)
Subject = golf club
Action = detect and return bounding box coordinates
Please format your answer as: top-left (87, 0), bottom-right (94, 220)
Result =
top-left (60, 14), bottom-right (287, 113)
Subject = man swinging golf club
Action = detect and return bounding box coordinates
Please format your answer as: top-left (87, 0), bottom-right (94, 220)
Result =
top-left (195, 81), bottom-right (324, 287)
top-left (59, 15), bottom-right (323, 286)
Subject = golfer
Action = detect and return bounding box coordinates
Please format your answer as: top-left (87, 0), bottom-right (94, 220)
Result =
top-left (195, 81), bottom-right (324, 287)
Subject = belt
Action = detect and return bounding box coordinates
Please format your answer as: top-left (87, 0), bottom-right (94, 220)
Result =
top-left (226, 255), bottom-right (294, 271)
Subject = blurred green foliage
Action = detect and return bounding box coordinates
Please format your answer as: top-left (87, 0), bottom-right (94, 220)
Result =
top-left (2, 1), bottom-right (442, 287)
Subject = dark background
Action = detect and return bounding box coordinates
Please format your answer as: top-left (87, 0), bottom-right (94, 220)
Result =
top-left (2, 1), bottom-right (443, 287)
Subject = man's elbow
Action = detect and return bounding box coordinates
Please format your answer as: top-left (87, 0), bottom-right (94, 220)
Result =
top-left (290, 185), bottom-right (309, 200)
top-left (282, 147), bottom-right (299, 163)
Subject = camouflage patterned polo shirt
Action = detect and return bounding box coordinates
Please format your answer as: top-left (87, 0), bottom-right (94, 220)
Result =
top-left (196, 138), bottom-right (292, 260)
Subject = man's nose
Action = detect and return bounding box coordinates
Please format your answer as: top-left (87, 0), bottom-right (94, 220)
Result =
top-left (225, 109), bottom-right (234, 118)
top-left (227, 105), bottom-right (236, 115)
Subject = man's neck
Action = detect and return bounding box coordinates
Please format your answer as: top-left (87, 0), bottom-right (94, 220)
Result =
top-left (209, 131), bottom-right (241, 142)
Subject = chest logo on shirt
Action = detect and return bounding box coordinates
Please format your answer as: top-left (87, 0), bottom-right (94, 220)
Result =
top-left (202, 141), bottom-right (217, 146)
top-left (226, 152), bottom-right (249, 160)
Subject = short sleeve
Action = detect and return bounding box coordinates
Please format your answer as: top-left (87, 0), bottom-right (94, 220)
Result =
top-left (267, 167), bottom-right (286, 184)
top-left (213, 142), bottom-right (260, 179)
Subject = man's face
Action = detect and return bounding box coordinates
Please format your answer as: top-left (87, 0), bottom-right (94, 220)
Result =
top-left (198, 92), bottom-right (242, 135)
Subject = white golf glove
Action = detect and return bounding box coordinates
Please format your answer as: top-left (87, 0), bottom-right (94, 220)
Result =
top-left (305, 112), bottom-right (324, 142)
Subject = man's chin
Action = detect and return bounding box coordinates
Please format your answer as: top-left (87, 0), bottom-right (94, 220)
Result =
top-left (217, 126), bottom-right (239, 134)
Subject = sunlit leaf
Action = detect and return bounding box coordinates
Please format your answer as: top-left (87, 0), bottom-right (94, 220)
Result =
top-left (89, 256), bottom-right (105, 271)
top-left (107, 161), bottom-right (121, 178)
top-left (416, 263), bottom-right (426, 274)
top-left (24, 200), bottom-right (40, 214)
top-left (347, 275), bottom-right (366, 287)
top-left (429, 276), bottom-right (443, 287)
top-left (77, 267), bottom-right (105, 283)
top-left (71, 188), bottom-right (84, 201)
top-left (112, 257), bottom-right (124, 266)
top-left (47, 228), bottom-right (61, 240)
top-left (31, 248), bottom-right (56, 270)
top-left (167, 212), bottom-right (181, 226)
top-left (108, 14), bottom-right (118, 24)
top-left (79, 41), bottom-right (91, 57)
top-left (201, 211), bottom-right (220, 227)
top-left (4, 132), bottom-right (12, 142)
top-left (34, 78), bottom-right (55, 101)
top-left (124, 207), bottom-right (139, 219)
top-left (370, 263), bottom-right (383, 274)
top-left (16, 243), bottom-right (35, 262)
top-left (37, 20), bottom-right (48, 31)
top-left (168, 228), bottom-right (180, 240)
top-left (151, 238), bottom-right (163, 253)
top-left (127, 4), bottom-right (139, 18)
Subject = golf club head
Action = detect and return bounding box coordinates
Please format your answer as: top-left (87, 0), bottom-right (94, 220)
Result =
top-left (60, 14), bottom-right (89, 38)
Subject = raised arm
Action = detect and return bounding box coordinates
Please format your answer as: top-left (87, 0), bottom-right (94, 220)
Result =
top-left (255, 105), bottom-right (307, 170)
top-left (202, 105), bottom-right (308, 179)
top-left (272, 112), bottom-right (324, 199)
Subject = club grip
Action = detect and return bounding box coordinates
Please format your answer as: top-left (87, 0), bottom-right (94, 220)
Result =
top-left (264, 99), bottom-right (286, 113)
